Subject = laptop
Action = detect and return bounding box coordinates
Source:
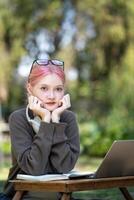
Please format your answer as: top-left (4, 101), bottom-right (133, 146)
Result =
top-left (70, 140), bottom-right (134, 179)
top-left (90, 140), bottom-right (134, 178)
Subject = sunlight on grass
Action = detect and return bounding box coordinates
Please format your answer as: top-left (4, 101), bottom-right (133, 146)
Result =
top-left (75, 155), bottom-right (102, 172)
top-left (0, 167), bottom-right (9, 180)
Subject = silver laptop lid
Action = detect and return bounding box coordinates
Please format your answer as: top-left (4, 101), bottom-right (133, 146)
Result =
top-left (95, 140), bottom-right (134, 178)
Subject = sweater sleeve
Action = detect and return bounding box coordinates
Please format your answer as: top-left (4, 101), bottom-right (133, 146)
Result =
top-left (50, 111), bottom-right (80, 173)
top-left (9, 111), bottom-right (54, 175)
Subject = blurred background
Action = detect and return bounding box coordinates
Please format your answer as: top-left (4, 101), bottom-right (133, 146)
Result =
top-left (0, 0), bottom-right (134, 197)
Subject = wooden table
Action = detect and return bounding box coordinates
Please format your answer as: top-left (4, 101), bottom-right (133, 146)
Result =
top-left (12, 176), bottom-right (134, 200)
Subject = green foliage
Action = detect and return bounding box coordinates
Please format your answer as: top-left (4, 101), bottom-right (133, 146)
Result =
top-left (0, 141), bottom-right (11, 155)
top-left (79, 121), bottom-right (112, 156)
top-left (102, 23), bottom-right (125, 44)
top-left (0, 0), bottom-right (134, 157)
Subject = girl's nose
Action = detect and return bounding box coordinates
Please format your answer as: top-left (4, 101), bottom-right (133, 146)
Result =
top-left (48, 90), bottom-right (55, 99)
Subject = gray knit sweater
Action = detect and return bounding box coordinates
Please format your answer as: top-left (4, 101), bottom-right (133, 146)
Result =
top-left (4, 107), bottom-right (80, 199)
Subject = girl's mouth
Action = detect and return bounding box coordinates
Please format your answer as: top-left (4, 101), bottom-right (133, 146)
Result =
top-left (46, 102), bottom-right (56, 106)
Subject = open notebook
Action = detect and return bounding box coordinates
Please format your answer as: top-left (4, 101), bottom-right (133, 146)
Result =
top-left (17, 140), bottom-right (134, 181)
top-left (17, 171), bottom-right (92, 181)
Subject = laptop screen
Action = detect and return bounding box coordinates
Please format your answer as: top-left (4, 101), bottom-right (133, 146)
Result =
top-left (94, 140), bottom-right (134, 178)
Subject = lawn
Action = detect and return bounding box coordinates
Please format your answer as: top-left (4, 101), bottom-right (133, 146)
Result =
top-left (0, 155), bottom-right (134, 199)
top-left (73, 156), bottom-right (132, 199)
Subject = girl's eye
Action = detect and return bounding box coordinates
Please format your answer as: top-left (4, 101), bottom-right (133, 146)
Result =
top-left (41, 87), bottom-right (47, 91)
top-left (56, 87), bottom-right (63, 92)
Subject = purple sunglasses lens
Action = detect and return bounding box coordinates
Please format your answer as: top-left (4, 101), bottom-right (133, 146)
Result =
top-left (51, 60), bottom-right (64, 66)
top-left (36, 60), bottom-right (49, 65)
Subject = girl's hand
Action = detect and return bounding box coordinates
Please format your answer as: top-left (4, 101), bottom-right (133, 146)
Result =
top-left (51, 94), bottom-right (71, 123)
top-left (28, 96), bottom-right (51, 123)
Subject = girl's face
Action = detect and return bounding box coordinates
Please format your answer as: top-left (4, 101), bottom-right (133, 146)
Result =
top-left (28, 74), bottom-right (64, 111)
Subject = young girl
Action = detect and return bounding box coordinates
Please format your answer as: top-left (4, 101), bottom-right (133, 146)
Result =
top-left (3, 59), bottom-right (80, 200)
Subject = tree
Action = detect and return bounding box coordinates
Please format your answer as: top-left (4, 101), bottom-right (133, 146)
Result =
top-left (0, 0), bottom-right (134, 155)
top-left (73, 0), bottom-right (134, 155)
top-left (0, 0), bottom-right (65, 116)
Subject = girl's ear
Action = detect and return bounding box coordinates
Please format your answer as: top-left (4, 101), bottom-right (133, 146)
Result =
top-left (26, 83), bottom-right (32, 95)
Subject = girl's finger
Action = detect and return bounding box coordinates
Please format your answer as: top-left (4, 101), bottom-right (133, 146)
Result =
top-left (28, 96), bottom-right (34, 105)
top-left (65, 94), bottom-right (71, 108)
top-left (33, 96), bottom-right (38, 104)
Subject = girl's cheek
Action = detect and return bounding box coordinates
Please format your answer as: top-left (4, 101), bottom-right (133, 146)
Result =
top-left (60, 92), bottom-right (64, 98)
top-left (58, 101), bottom-right (62, 107)
top-left (40, 102), bottom-right (45, 108)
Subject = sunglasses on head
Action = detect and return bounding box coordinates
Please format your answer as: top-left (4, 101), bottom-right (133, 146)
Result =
top-left (28, 59), bottom-right (64, 82)
top-left (29, 59), bottom-right (64, 74)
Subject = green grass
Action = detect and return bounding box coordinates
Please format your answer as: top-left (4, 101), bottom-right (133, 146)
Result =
top-left (75, 155), bottom-right (103, 171)
top-left (0, 181), bottom-right (5, 192)
top-left (73, 188), bottom-right (134, 200)
top-left (73, 156), bottom-right (133, 199)
top-left (73, 189), bottom-right (123, 200)
top-left (0, 141), bottom-right (11, 155)
top-left (0, 156), bottom-right (11, 180)
top-left (0, 155), bottom-right (134, 199)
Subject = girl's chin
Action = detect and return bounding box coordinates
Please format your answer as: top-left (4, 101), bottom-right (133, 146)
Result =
top-left (45, 105), bottom-right (58, 111)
